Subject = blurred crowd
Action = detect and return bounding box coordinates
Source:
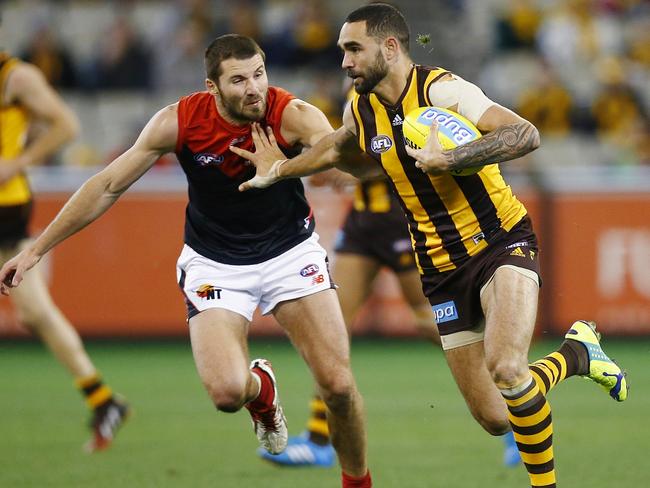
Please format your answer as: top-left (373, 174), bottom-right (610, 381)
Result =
top-left (3, 0), bottom-right (649, 168)
top-left (12, 0), bottom-right (342, 93)
top-left (481, 0), bottom-right (649, 169)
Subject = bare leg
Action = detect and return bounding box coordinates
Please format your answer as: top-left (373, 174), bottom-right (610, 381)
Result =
top-left (274, 289), bottom-right (367, 477)
top-left (5, 241), bottom-right (129, 451)
top-left (482, 267), bottom-right (561, 487)
top-left (333, 253), bottom-right (380, 329)
top-left (395, 269), bottom-right (440, 344)
top-left (481, 268), bottom-right (538, 390)
top-left (9, 257), bottom-right (95, 378)
top-left (443, 268), bottom-right (539, 436)
top-left (188, 308), bottom-right (259, 412)
top-left (444, 342), bottom-right (511, 435)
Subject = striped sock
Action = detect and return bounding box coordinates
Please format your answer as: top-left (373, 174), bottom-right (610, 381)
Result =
top-left (530, 342), bottom-right (583, 395)
top-left (76, 374), bottom-right (113, 410)
top-left (502, 378), bottom-right (555, 488)
top-left (307, 396), bottom-right (330, 445)
top-left (501, 343), bottom-right (580, 487)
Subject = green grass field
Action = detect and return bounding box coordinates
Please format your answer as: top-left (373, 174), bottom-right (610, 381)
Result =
top-left (0, 338), bottom-right (648, 487)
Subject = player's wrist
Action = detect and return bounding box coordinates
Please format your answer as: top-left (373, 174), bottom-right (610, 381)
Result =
top-left (14, 155), bottom-right (31, 171)
top-left (270, 158), bottom-right (288, 180)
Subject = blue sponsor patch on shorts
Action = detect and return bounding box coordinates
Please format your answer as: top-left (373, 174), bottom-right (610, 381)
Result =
top-left (431, 300), bottom-right (459, 323)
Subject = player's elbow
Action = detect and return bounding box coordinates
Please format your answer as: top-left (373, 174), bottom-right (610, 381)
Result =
top-left (526, 122), bottom-right (540, 152)
top-left (60, 111), bottom-right (81, 143)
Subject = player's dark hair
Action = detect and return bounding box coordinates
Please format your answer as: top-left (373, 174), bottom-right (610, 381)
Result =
top-left (204, 34), bottom-right (266, 81)
top-left (345, 3), bottom-right (410, 52)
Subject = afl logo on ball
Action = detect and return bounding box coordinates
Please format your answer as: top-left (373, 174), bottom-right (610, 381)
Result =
top-left (194, 153), bottom-right (224, 166)
top-left (370, 135), bottom-right (393, 154)
top-left (300, 264), bottom-right (320, 277)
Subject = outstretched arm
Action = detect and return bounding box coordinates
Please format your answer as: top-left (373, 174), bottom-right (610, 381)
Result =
top-left (232, 101), bottom-right (374, 191)
top-left (0, 105), bottom-right (178, 294)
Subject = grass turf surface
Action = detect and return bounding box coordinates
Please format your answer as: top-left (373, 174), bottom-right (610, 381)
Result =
top-left (0, 338), bottom-right (648, 487)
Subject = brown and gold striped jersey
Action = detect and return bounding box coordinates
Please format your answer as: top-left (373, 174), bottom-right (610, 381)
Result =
top-left (0, 53), bottom-right (31, 207)
top-left (344, 87), bottom-right (398, 214)
top-left (349, 65), bottom-right (527, 274)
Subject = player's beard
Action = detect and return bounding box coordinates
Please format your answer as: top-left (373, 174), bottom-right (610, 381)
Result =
top-left (350, 51), bottom-right (389, 95)
top-left (219, 90), bottom-right (267, 124)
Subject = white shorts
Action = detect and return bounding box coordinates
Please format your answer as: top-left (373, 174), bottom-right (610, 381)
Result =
top-left (176, 233), bottom-right (333, 322)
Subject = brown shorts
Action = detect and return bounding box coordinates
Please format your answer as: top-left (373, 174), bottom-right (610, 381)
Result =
top-left (421, 215), bottom-right (542, 337)
top-left (335, 195), bottom-right (416, 273)
top-left (0, 202), bottom-right (32, 249)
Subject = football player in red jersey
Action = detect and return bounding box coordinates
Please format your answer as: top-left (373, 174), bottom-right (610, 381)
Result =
top-left (0, 34), bottom-right (372, 488)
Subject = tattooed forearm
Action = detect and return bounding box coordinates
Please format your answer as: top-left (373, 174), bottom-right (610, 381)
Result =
top-left (445, 122), bottom-right (540, 170)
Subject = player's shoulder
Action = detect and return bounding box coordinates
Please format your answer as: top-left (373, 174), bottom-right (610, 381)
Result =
top-left (177, 91), bottom-right (215, 128)
top-left (266, 86), bottom-right (298, 127)
top-left (4, 59), bottom-right (44, 86)
top-left (141, 102), bottom-right (180, 151)
top-left (268, 85), bottom-right (296, 101)
top-left (2, 59), bottom-right (51, 104)
top-left (178, 90), bottom-right (213, 107)
top-left (417, 64), bottom-right (455, 83)
top-left (282, 97), bottom-right (313, 116)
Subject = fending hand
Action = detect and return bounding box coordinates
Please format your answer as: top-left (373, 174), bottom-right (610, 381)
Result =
top-left (229, 123), bottom-right (287, 191)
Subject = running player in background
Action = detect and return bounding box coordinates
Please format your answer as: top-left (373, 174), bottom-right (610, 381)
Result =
top-left (0, 48), bottom-right (129, 452)
top-left (1, 35), bottom-right (372, 488)
top-left (233, 5), bottom-right (628, 487)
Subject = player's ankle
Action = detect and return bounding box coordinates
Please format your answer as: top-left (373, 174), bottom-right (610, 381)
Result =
top-left (342, 470), bottom-right (372, 488)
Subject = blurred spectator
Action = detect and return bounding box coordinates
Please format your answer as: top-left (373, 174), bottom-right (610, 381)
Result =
top-left (20, 24), bottom-right (78, 89)
top-left (495, 0), bottom-right (542, 51)
top-left (304, 75), bottom-right (343, 129)
top-left (260, 0), bottom-right (338, 68)
top-left (289, 0), bottom-right (339, 68)
top-left (86, 16), bottom-right (153, 91)
top-left (516, 62), bottom-right (574, 136)
top-left (590, 56), bottom-right (647, 142)
top-left (227, 0), bottom-right (262, 40)
top-left (536, 0), bottom-right (625, 103)
top-left (181, 0), bottom-right (217, 34)
top-left (155, 18), bottom-right (210, 93)
top-left (624, 16), bottom-right (650, 111)
top-left (537, 0), bottom-right (625, 67)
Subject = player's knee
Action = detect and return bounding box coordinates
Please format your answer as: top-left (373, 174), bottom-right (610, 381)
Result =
top-left (319, 372), bottom-right (357, 415)
top-left (205, 381), bottom-right (247, 413)
top-left (486, 357), bottom-right (528, 390)
top-left (476, 415), bottom-right (511, 436)
top-left (16, 308), bottom-right (50, 333)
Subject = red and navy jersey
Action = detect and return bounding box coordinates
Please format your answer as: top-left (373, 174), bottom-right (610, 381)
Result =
top-left (175, 87), bottom-right (314, 264)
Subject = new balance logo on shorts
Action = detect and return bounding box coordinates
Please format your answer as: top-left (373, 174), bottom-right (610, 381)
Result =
top-left (196, 284), bottom-right (222, 300)
top-left (431, 300), bottom-right (459, 323)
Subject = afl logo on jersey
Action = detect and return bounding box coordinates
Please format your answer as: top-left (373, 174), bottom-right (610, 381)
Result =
top-left (300, 264), bottom-right (320, 277)
top-left (370, 135), bottom-right (393, 154)
top-left (194, 153), bottom-right (224, 166)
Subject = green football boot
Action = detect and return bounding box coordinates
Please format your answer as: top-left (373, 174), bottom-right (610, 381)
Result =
top-left (565, 320), bottom-right (628, 402)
